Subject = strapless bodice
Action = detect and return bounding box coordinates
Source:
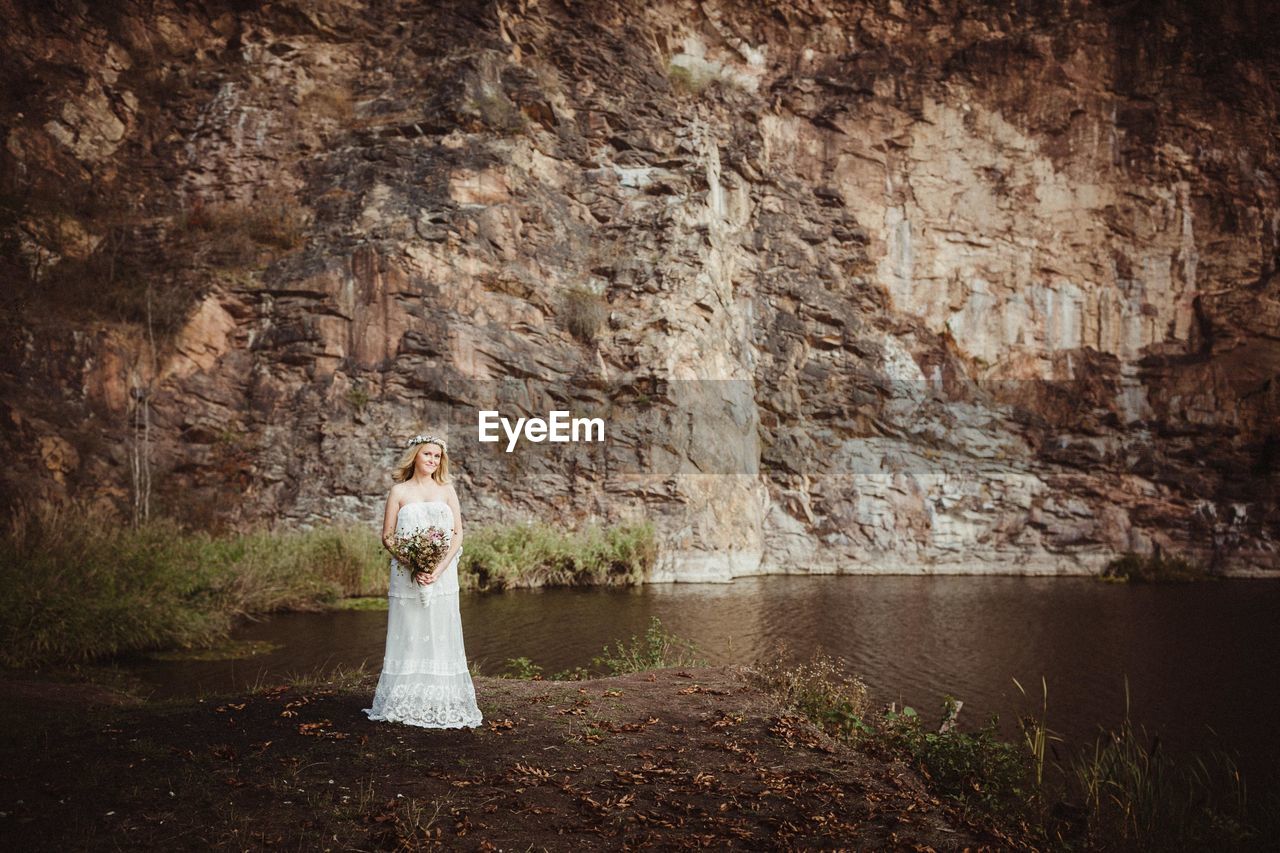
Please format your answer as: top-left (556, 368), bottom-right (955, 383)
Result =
top-left (389, 500), bottom-right (460, 599)
top-left (396, 500), bottom-right (453, 530)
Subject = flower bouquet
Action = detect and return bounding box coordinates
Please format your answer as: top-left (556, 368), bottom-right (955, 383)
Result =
top-left (390, 526), bottom-right (451, 608)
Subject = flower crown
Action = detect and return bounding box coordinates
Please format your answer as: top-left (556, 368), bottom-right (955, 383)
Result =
top-left (406, 434), bottom-right (448, 451)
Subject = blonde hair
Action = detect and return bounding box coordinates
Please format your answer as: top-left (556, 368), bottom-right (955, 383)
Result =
top-left (393, 440), bottom-right (452, 484)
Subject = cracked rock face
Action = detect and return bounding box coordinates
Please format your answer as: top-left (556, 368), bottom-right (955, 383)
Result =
top-left (1, 0), bottom-right (1276, 577)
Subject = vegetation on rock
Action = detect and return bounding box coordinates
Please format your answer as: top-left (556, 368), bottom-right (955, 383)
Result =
top-left (1102, 551), bottom-right (1211, 583)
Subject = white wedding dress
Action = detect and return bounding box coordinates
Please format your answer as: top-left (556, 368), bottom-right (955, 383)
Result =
top-left (363, 501), bottom-right (483, 728)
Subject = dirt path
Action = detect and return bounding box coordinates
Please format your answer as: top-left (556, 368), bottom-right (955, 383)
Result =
top-left (0, 666), bottom-right (1026, 850)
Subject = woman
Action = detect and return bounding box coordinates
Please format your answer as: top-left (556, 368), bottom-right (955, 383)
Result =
top-left (362, 434), bottom-right (483, 729)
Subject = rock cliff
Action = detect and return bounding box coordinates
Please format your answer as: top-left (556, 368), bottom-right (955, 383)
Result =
top-left (2, 0), bottom-right (1277, 577)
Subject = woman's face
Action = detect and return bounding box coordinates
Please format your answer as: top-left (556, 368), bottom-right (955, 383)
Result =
top-left (415, 443), bottom-right (442, 476)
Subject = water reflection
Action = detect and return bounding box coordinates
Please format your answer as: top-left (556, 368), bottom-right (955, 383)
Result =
top-left (119, 574), bottom-right (1280, 792)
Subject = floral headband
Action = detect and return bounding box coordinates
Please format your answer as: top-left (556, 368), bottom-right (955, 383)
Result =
top-left (406, 434), bottom-right (448, 451)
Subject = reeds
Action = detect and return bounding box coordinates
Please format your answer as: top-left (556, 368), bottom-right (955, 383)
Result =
top-left (1013, 675), bottom-right (1061, 788)
top-left (748, 654), bottom-right (1273, 849)
top-left (1068, 680), bottom-right (1262, 850)
top-left (458, 519), bottom-right (656, 591)
top-left (0, 504), bottom-right (384, 668)
top-left (0, 506), bottom-right (659, 668)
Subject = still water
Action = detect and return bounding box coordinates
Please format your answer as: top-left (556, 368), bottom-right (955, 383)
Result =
top-left (121, 575), bottom-right (1280, 791)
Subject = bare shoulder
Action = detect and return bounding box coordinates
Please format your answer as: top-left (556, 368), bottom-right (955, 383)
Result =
top-left (387, 482), bottom-right (407, 504)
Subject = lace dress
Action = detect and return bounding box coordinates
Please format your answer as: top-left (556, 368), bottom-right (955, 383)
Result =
top-left (363, 501), bottom-right (483, 728)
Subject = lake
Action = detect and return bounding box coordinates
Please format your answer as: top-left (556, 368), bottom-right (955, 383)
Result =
top-left (119, 574), bottom-right (1280, 793)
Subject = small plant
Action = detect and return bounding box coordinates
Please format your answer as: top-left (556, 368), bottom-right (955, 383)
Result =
top-left (501, 656), bottom-right (543, 680)
top-left (346, 384), bottom-right (371, 414)
top-left (215, 428), bottom-right (243, 447)
top-left (881, 701), bottom-right (1034, 821)
top-left (748, 648), bottom-right (871, 741)
top-left (550, 665), bottom-right (591, 681)
top-left (559, 286), bottom-right (608, 344)
top-left (590, 616), bottom-right (704, 674)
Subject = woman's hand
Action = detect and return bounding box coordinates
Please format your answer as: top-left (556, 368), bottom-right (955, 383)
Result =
top-left (416, 557), bottom-right (449, 586)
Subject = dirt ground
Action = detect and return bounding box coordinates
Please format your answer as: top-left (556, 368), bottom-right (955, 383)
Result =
top-left (0, 666), bottom-right (1030, 850)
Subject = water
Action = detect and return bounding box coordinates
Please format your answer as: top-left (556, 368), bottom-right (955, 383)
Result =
top-left (119, 574), bottom-right (1280, 792)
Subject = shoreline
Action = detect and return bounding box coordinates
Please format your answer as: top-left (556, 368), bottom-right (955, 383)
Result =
top-left (648, 565), bottom-right (1280, 582)
top-left (651, 553), bottom-right (1279, 583)
top-left (0, 665), bottom-right (1024, 851)
top-left (3, 636), bottom-right (1271, 850)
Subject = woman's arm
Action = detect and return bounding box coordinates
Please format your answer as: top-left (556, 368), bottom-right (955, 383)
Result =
top-left (427, 486), bottom-right (464, 581)
top-left (381, 485), bottom-right (401, 553)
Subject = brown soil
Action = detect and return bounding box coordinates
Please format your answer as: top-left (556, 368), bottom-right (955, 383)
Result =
top-left (0, 666), bottom-right (1029, 850)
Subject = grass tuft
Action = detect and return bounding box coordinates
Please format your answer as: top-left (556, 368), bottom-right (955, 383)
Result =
top-left (559, 285), bottom-right (608, 344)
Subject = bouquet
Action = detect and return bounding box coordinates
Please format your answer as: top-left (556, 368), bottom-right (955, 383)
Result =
top-left (390, 526), bottom-right (451, 608)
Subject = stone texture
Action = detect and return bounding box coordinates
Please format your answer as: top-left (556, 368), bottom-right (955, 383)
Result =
top-left (0, 0), bottom-right (1276, 576)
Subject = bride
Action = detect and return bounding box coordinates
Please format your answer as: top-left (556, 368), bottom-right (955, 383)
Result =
top-left (363, 434), bottom-right (483, 729)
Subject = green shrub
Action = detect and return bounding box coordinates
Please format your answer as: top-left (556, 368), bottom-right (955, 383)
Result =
top-left (1102, 552), bottom-right (1209, 583)
top-left (476, 618), bottom-right (700, 682)
top-left (346, 384), bottom-right (371, 413)
top-left (0, 504), bottom-right (384, 668)
top-left (590, 616), bottom-right (704, 674)
top-left (881, 702), bottom-right (1034, 820)
top-left (550, 665), bottom-right (591, 681)
top-left (459, 519), bottom-right (655, 591)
